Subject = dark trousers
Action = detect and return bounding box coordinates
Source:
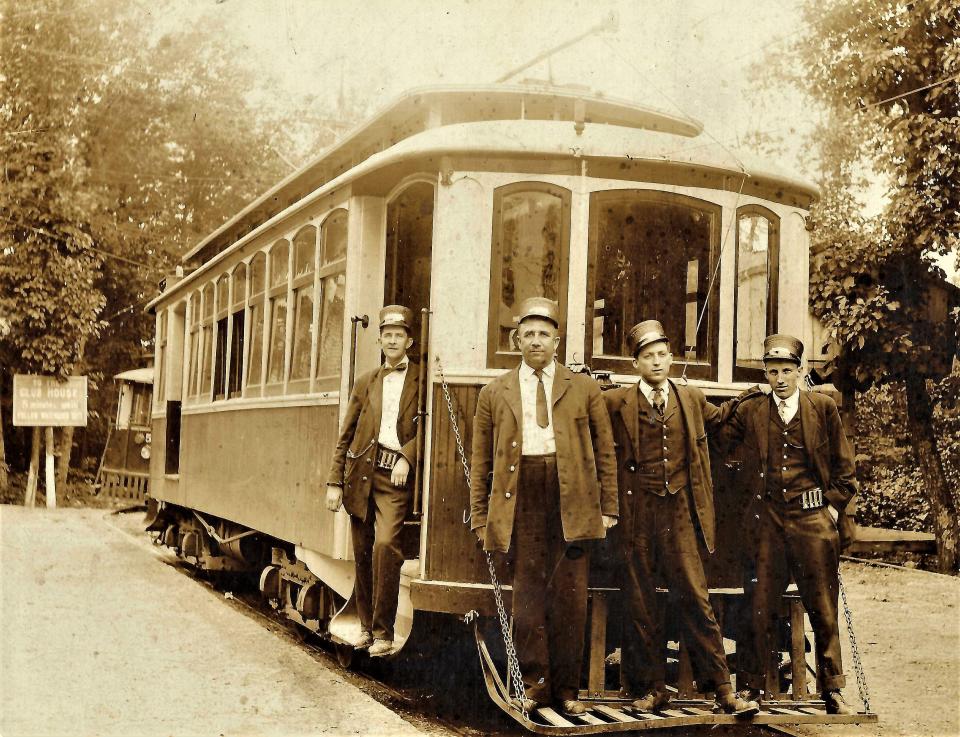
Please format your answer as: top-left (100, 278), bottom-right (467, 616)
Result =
top-left (742, 500), bottom-right (845, 691)
top-left (509, 455), bottom-right (589, 703)
top-left (350, 467), bottom-right (411, 641)
top-left (621, 487), bottom-right (730, 693)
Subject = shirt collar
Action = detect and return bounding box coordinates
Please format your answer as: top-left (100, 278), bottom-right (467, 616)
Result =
top-left (774, 388), bottom-right (800, 411)
top-left (637, 377), bottom-right (668, 403)
top-left (520, 360), bottom-right (555, 379)
top-left (383, 358), bottom-right (408, 372)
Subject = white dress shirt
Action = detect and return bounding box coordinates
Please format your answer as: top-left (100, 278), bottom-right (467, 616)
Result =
top-left (519, 360), bottom-right (556, 455)
top-left (638, 378), bottom-right (669, 412)
top-left (377, 360), bottom-right (407, 451)
top-left (776, 388), bottom-right (800, 424)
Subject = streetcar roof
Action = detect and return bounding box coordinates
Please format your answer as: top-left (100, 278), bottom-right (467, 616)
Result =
top-left (114, 367), bottom-right (154, 384)
top-left (181, 84), bottom-right (708, 264)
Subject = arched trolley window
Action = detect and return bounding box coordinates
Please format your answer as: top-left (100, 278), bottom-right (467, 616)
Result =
top-left (315, 210), bottom-right (347, 391)
top-left (199, 283), bottom-right (214, 400)
top-left (265, 239), bottom-right (290, 394)
top-left (487, 182), bottom-right (571, 369)
top-left (187, 291), bottom-right (201, 400)
top-left (583, 190), bottom-right (721, 379)
top-left (734, 206), bottom-right (780, 380)
top-left (246, 252), bottom-right (267, 395)
top-left (289, 225), bottom-right (317, 392)
top-left (212, 274), bottom-right (230, 400)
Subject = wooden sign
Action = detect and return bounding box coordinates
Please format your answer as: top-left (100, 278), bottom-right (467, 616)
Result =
top-left (13, 375), bottom-right (88, 427)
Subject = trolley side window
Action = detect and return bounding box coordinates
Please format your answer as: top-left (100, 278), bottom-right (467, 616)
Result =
top-left (584, 190), bottom-right (720, 380)
top-left (265, 239), bottom-right (290, 393)
top-left (199, 283), bottom-right (214, 399)
top-left (487, 183), bottom-right (571, 369)
top-left (155, 311), bottom-right (167, 408)
top-left (289, 225), bottom-right (317, 391)
top-left (213, 274), bottom-right (230, 401)
top-left (187, 291), bottom-right (201, 399)
top-left (228, 262), bottom-right (247, 397)
top-left (315, 209), bottom-right (347, 390)
top-left (734, 206), bottom-right (780, 380)
top-left (247, 252), bottom-right (267, 395)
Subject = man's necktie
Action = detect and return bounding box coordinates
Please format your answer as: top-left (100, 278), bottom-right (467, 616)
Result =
top-left (384, 362), bottom-right (407, 374)
top-left (652, 387), bottom-right (665, 418)
top-left (534, 369), bottom-right (549, 428)
top-left (778, 399), bottom-right (788, 422)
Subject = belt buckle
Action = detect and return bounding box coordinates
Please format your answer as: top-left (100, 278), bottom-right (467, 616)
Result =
top-left (800, 487), bottom-right (823, 510)
top-left (376, 448), bottom-right (398, 470)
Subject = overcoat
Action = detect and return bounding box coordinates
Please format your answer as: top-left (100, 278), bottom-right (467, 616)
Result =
top-left (724, 389), bottom-right (858, 550)
top-left (327, 363), bottom-right (419, 520)
top-left (604, 379), bottom-right (748, 553)
top-left (469, 363), bottom-right (619, 553)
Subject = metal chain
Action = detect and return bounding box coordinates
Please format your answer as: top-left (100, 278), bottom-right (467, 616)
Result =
top-left (838, 566), bottom-right (871, 712)
top-left (436, 356), bottom-right (528, 713)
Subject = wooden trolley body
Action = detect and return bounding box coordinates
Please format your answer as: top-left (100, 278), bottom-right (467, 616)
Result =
top-left (145, 84), bottom-right (873, 731)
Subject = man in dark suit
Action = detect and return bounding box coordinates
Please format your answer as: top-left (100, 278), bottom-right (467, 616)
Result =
top-left (725, 334), bottom-right (857, 715)
top-left (326, 305), bottom-right (419, 657)
top-left (469, 297), bottom-right (618, 716)
top-left (605, 320), bottom-right (759, 715)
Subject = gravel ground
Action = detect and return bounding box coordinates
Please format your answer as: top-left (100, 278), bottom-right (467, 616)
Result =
top-left (0, 505), bottom-right (426, 737)
top-left (2, 505), bottom-right (957, 737)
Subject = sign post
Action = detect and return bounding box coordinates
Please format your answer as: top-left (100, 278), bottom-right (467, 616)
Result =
top-left (13, 375), bottom-right (88, 508)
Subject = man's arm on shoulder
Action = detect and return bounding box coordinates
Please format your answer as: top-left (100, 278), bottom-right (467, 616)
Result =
top-left (586, 377), bottom-right (619, 520)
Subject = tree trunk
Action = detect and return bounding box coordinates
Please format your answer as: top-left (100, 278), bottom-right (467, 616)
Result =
top-left (44, 426), bottom-right (56, 508)
top-left (24, 426), bottom-right (41, 507)
top-left (905, 372), bottom-right (959, 573)
top-left (57, 425), bottom-right (75, 489)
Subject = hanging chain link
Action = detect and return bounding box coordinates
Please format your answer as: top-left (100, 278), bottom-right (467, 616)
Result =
top-left (838, 566), bottom-right (871, 712)
top-left (436, 356), bottom-right (528, 713)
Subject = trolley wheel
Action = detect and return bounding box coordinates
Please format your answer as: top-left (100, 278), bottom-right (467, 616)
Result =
top-left (335, 642), bottom-right (355, 668)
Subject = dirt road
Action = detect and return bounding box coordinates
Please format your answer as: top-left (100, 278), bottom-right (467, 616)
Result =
top-left (0, 505), bottom-right (427, 737)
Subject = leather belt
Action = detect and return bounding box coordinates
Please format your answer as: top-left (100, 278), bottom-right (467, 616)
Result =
top-left (798, 487), bottom-right (825, 510)
top-left (375, 447), bottom-right (400, 470)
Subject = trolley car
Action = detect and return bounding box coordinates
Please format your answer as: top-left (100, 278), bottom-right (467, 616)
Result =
top-left (145, 84), bottom-right (876, 733)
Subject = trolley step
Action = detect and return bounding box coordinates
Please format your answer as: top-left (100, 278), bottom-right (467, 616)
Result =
top-left (474, 626), bottom-right (878, 734)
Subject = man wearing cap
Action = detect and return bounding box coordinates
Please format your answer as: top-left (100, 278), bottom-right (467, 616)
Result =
top-left (326, 305), bottom-right (419, 658)
top-left (469, 297), bottom-right (618, 716)
top-left (723, 334), bottom-right (857, 715)
top-left (604, 320), bottom-right (760, 715)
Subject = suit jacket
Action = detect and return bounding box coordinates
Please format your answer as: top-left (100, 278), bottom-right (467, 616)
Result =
top-left (605, 379), bottom-right (751, 553)
top-left (469, 363), bottom-right (619, 553)
top-left (724, 389), bottom-right (858, 550)
top-left (327, 362), bottom-right (419, 519)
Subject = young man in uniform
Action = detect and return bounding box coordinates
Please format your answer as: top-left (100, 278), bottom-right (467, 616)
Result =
top-left (325, 305), bottom-right (419, 657)
top-left (725, 334), bottom-right (857, 715)
top-left (469, 297), bottom-right (618, 716)
top-left (604, 320), bottom-right (759, 715)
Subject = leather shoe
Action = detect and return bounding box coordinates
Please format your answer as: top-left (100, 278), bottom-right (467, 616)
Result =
top-left (824, 690), bottom-right (853, 715)
top-left (560, 699), bottom-right (586, 716)
top-left (716, 692), bottom-right (760, 716)
top-left (737, 688), bottom-right (762, 705)
top-left (368, 638), bottom-right (393, 657)
top-left (354, 630), bottom-right (372, 649)
top-left (631, 690), bottom-right (671, 712)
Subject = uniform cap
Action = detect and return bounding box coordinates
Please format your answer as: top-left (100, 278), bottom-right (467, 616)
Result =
top-left (516, 297), bottom-right (560, 328)
top-left (626, 320), bottom-right (670, 357)
top-left (762, 333), bottom-right (803, 364)
top-left (379, 305), bottom-right (413, 332)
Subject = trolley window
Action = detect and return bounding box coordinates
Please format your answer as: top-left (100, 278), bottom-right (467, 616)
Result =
top-left (213, 275), bottom-right (230, 401)
top-left (315, 210), bottom-right (347, 390)
top-left (247, 252), bottom-right (267, 394)
top-left (487, 183), bottom-right (570, 369)
top-left (289, 225), bottom-right (317, 389)
top-left (187, 291), bottom-right (200, 399)
top-left (228, 262), bottom-right (247, 397)
top-left (584, 190), bottom-right (720, 379)
top-left (199, 283), bottom-right (214, 399)
top-left (155, 311), bottom-right (167, 408)
top-left (734, 206), bottom-right (779, 380)
top-left (265, 239), bottom-right (290, 392)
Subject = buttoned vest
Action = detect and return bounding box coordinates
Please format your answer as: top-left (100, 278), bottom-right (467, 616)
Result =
top-left (766, 408), bottom-right (819, 502)
top-left (635, 386), bottom-right (690, 496)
